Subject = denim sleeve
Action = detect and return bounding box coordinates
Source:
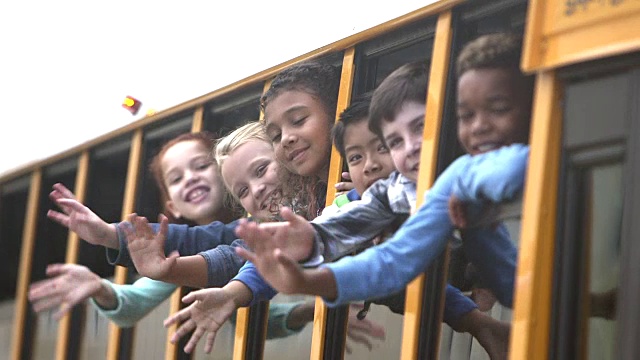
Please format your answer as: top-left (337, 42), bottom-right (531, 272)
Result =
top-left (198, 239), bottom-right (247, 287)
top-left (322, 156), bottom-right (469, 306)
top-left (91, 277), bottom-right (177, 328)
top-left (462, 225), bottom-right (517, 307)
top-left (106, 220), bottom-right (240, 267)
top-left (452, 144), bottom-right (529, 204)
top-left (232, 261), bottom-right (277, 305)
top-left (311, 180), bottom-right (397, 261)
top-left (443, 285), bottom-right (478, 326)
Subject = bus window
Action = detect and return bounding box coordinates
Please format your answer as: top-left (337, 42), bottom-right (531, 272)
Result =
top-left (553, 68), bottom-right (633, 360)
top-left (203, 82), bottom-right (262, 136)
top-left (75, 135), bottom-right (131, 359)
top-left (0, 177), bottom-right (30, 356)
top-left (31, 158), bottom-right (78, 360)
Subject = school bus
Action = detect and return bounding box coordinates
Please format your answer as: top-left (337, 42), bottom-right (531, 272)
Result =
top-left (1, 0), bottom-right (639, 359)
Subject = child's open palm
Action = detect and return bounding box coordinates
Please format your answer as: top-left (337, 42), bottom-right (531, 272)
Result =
top-left (123, 213), bottom-right (179, 280)
top-left (47, 183), bottom-right (117, 248)
top-left (163, 287), bottom-right (237, 354)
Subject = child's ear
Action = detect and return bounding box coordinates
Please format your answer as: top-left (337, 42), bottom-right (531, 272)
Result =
top-left (165, 200), bottom-right (181, 220)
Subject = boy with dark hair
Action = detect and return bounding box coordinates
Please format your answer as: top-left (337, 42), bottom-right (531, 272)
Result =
top-left (238, 32), bottom-right (530, 321)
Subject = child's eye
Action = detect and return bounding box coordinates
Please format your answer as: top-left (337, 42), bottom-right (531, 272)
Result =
top-left (413, 121), bottom-right (424, 135)
top-left (195, 161), bottom-right (212, 171)
top-left (457, 111), bottom-right (473, 122)
top-left (256, 164), bottom-right (267, 177)
top-left (347, 154), bottom-right (363, 164)
top-left (167, 175), bottom-right (181, 185)
top-left (237, 187), bottom-right (248, 199)
top-left (292, 116), bottom-right (307, 126)
top-left (377, 143), bottom-right (389, 154)
top-left (387, 138), bottom-right (402, 149)
top-left (491, 106), bottom-right (511, 115)
top-left (269, 132), bottom-right (282, 143)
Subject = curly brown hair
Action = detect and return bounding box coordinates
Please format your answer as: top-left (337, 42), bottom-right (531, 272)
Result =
top-left (456, 33), bottom-right (523, 77)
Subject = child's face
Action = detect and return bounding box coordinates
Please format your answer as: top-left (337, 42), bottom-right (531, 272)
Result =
top-left (456, 68), bottom-right (531, 156)
top-left (380, 101), bottom-right (425, 183)
top-left (161, 140), bottom-right (225, 225)
top-left (264, 90), bottom-right (333, 179)
top-left (343, 119), bottom-right (396, 195)
top-left (220, 139), bottom-right (281, 221)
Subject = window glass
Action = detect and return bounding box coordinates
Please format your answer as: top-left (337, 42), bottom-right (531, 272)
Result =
top-left (583, 164), bottom-right (621, 359)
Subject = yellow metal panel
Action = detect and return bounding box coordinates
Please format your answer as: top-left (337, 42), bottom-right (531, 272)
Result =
top-left (10, 170), bottom-right (42, 360)
top-left (400, 10), bottom-right (453, 360)
top-left (309, 46), bottom-right (356, 360)
top-left (523, 0), bottom-right (640, 72)
top-left (232, 307), bottom-right (251, 360)
top-left (191, 106), bottom-right (205, 133)
top-left (509, 72), bottom-right (562, 360)
top-left (107, 129), bottom-right (144, 360)
top-left (55, 152), bottom-right (90, 360)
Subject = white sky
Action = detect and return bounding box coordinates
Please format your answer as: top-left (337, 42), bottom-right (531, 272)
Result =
top-left (0, 1), bottom-right (435, 177)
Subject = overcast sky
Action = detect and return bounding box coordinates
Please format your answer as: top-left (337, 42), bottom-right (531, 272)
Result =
top-left (0, 1), bottom-right (434, 177)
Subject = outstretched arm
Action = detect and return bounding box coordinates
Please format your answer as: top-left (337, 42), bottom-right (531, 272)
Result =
top-left (235, 220), bottom-right (337, 298)
top-left (452, 144), bottom-right (529, 204)
top-left (123, 214), bottom-right (209, 288)
top-left (28, 263), bottom-right (117, 319)
top-left (47, 183), bottom-right (118, 248)
top-left (164, 281), bottom-right (252, 353)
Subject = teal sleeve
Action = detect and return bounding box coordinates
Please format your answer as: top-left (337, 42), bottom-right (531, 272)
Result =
top-left (91, 277), bottom-right (177, 328)
top-left (265, 301), bottom-right (307, 339)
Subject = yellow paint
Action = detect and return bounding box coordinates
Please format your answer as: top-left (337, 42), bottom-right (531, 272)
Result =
top-left (523, 0), bottom-right (640, 71)
top-left (55, 152), bottom-right (90, 360)
top-left (401, 10), bottom-right (452, 360)
top-left (10, 170), bottom-right (42, 360)
top-left (509, 72), bottom-right (562, 360)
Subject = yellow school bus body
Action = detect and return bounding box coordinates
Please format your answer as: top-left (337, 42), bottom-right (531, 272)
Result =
top-left (1, 0), bottom-right (639, 359)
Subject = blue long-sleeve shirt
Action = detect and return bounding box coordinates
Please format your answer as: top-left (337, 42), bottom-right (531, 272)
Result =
top-left (107, 220), bottom-right (245, 287)
top-left (322, 144), bottom-right (528, 306)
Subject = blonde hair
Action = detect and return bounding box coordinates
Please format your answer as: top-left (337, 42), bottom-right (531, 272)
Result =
top-left (215, 121), bottom-right (270, 169)
top-left (214, 121), bottom-right (322, 220)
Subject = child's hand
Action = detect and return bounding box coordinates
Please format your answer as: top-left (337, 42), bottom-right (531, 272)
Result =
top-left (236, 207), bottom-right (316, 262)
top-left (448, 195), bottom-right (469, 229)
top-left (47, 183), bottom-right (117, 248)
top-left (123, 213), bottom-right (179, 281)
top-left (28, 263), bottom-right (108, 319)
top-left (163, 287), bottom-right (238, 354)
top-left (334, 172), bottom-right (355, 196)
top-left (235, 219), bottom-right (311, 295)
top-left (345, 303), bottom-right (386, 353)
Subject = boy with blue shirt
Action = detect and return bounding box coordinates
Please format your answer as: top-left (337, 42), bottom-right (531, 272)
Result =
top-left (237, 33), bottom-right (530, 321)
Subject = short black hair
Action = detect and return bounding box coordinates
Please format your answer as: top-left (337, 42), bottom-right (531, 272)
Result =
top-left (369, 62), bottom-right (429, 142)
top-left (332, 92), bottom-right (373, 159)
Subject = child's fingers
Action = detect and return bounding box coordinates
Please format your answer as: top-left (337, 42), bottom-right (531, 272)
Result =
top-left (45, 263), bottom-right (67, 276)
top-left (235, 247), bottom-right (257, 263)
top-left (172, 319), bottom-right (196, 344)
top-left (158, 214), bottom-right (169, 239)
top-left (47, 210), bottom-right (70, 228)
top-left (346, 330), bottom-right (374, 351)
top-left (341, 172), bottom-right (352, 181)
top-left (52, 183), bottom-right (77, 200)
top-left (55, 198), bottom-right (85, 214)
top-left (203, 330), bottom-right (217, 354)
top-left (184, 326), bottom-right (205, 353)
